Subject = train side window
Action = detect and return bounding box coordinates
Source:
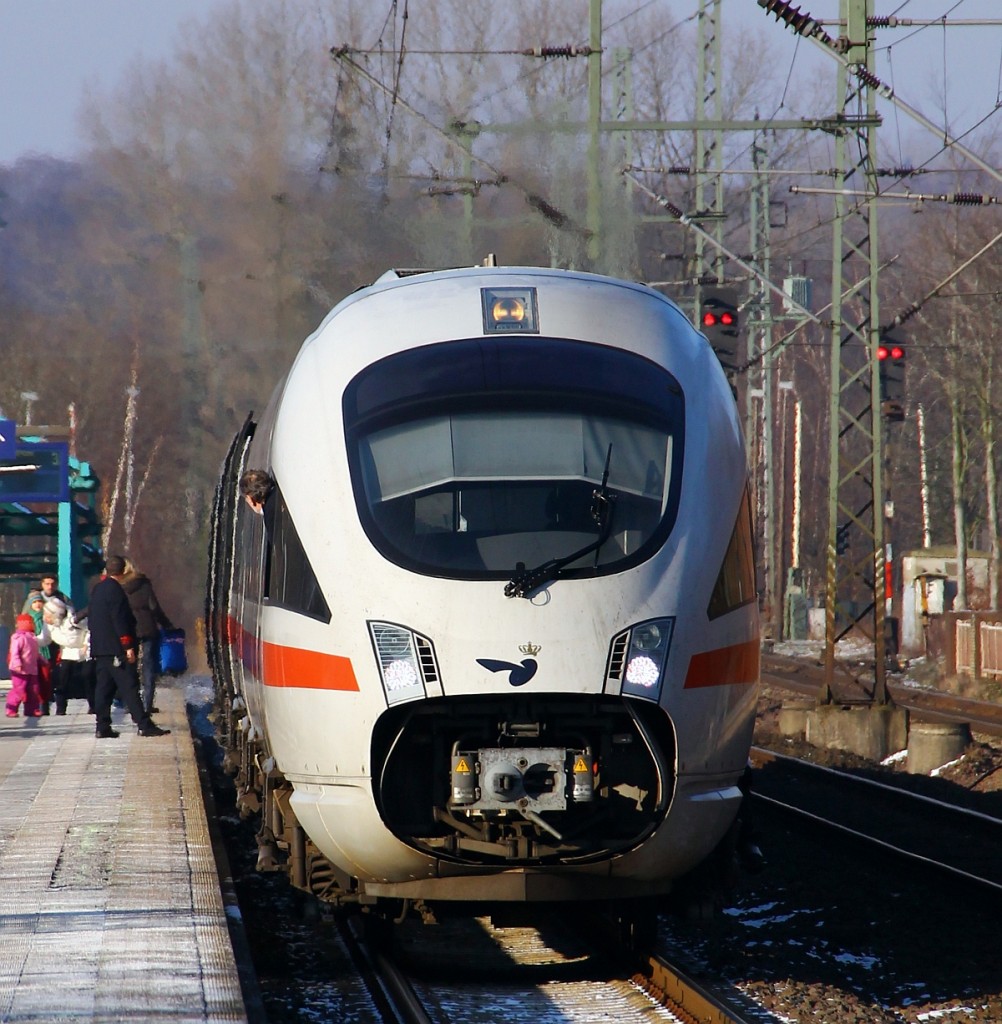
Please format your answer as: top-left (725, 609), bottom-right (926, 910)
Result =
top-left (238, 491), bottom-right (265, 605)
top-left (267, 488), bottom-right (332, 623)
top-left (707, 486), bottom-right (756, 620)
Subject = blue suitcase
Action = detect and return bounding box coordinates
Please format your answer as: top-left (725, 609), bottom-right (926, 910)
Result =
top-left (158, 628), bottom-right (188, 675)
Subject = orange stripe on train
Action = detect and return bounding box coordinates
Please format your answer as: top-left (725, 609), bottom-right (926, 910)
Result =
top-left (683, 638), bottom-right (760, 689)
top-left (261, 641), bottom-right (360, 691)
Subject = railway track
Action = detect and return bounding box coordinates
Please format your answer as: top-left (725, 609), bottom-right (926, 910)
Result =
top-left (200, 688), bottom-right (779, 1024)
top-left (634, 948), bottom-right (781, 1024)
top-left (761, 650), bottom-right (1002, 736)
top-left (755, 652), bottom-right (1002, 895)
top-left (199, 659), bottom-right (1002, 1023)
top-left (750, 746), bottom-right (1002, 894)
top-left (361, 912), bottom-right (786, 1024)
top-left (342, 662), bottom-right (1001, 1022)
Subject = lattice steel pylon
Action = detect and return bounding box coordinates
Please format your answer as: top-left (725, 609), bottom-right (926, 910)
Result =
top-left (695, 0), bottom-right (725, 286)
top-left (746, 137), bottom-right (778, 639)
top-left (822, 0), bottom-right (887, 704)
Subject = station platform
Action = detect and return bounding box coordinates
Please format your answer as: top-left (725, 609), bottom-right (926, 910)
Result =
top-left (0, 681), bottom-right (248, 1022)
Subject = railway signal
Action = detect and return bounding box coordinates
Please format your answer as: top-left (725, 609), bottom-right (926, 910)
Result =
top-left (700, 287), bottom-right (741, 371)
top-left (878, 332), bottom-right (906, 422)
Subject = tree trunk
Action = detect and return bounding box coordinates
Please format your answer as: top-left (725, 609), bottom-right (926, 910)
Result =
top-left (983, 376), bottom-right (1000, 610)
top-left (952, 384), bottom-right (968, 610)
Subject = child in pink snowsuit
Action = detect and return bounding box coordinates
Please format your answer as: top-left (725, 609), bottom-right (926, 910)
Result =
top-left (7, 614), bottom-right (42, 717)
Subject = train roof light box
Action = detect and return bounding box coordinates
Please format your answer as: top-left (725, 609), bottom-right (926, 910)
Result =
top-left (481, 287), bottom-right (539, 334)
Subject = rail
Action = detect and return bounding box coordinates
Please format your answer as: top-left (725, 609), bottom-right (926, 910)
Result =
top-left (760, 650), bottom-right (1002, 737)
top-left (635, 952), bottom-right (770, 1024)
top-left (750, 746), bottom-right (1002, 895)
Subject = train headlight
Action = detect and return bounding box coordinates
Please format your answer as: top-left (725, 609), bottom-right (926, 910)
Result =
top-left (632, 622), bottom-right (665, 651)
top-left (625, 655), bottom-right (660, 688)
top-left (621, 617), bottom-right (675, 701)
top-left (481, 287), bottom-right (539, 333)
top-left (368, 621), bottom-right (428, 705)
top-left (383, 658), bottom-right (419, 690)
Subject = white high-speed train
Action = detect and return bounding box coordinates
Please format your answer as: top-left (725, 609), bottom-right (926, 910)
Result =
top-left (207, 263), bottom-right (759, 928)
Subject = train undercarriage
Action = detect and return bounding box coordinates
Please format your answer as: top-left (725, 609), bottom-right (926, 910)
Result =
top-left (214, 691), bottom-right (687, 916)
top-left (373, 694), bottom-right (675, 865)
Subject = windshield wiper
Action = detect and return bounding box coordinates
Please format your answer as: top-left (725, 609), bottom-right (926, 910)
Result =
top-left (504, 444), bottom-right (617, 599)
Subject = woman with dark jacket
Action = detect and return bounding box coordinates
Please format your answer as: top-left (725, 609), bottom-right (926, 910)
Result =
top-left (121, 559), bottom-right (174, 715)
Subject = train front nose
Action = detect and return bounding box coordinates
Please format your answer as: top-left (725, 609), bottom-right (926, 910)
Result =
top-left (372, 693), bottom-right (675, 866)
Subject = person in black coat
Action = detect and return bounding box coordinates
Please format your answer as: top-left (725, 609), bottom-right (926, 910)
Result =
top-left (88, 554), bottom-right (170, 739)
top-left (121, 559), bottom-right (174, 716)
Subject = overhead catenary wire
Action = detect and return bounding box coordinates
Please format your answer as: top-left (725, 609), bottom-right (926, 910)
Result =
top-left (628, 164), bottom-right (939, 177)
top-left (331, 47), bottom-right (587, 236)
top-left (758, 0), bottom-right (1002, 187)
top-left (751, 0), bottom-right (1002, 366)
top-left (342, 1), bottom-right (999, 338)
top-left (756, 1), bottom-right (988, 211)
top-left (789, 186), bottom-right (1001, 205)
top-left (335, 44), bottom-right (597, 58)
top-left (625, 168), bottom-right (930, 374)
top-left (881, 226), bottom-right (1002, 331)
top-left (388, 0), bottom-right (410, 141)
top-left (622, 168), bottom-right (822, 328)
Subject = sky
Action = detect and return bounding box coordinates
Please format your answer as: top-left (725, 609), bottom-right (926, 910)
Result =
top-left (0, 0), bottom-right (215, 164)
top-left (0, 0), bottom-right (1000, 167)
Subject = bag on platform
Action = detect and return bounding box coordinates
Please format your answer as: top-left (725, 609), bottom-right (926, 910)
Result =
top-left (158, 627), bottom-right (188, 675)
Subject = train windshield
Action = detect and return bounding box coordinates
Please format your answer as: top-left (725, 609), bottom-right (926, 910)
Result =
top-left (343, 338), bottom-right (684, 581)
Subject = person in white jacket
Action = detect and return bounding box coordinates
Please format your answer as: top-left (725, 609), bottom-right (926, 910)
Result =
top-left (45, 599), bottom-right (95, 716)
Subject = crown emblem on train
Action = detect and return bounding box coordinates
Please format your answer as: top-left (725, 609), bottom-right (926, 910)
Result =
top-left (519, 642), bottom-right (541, 656)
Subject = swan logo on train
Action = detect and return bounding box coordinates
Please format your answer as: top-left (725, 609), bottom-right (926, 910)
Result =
top-left (476, 655), bottom-right (539, 686)
top-left (206, 261), bottom-right (760, 937)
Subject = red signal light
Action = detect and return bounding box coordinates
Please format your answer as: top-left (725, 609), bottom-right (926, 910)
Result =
top-left (701, 310), bottom-right (736, 328)
top-left (877, 344), bottom-right (905, 360)
top-left (700, 287), bottom-right (740, 370)
top-left (878, 333), bottom-right (907, 416)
